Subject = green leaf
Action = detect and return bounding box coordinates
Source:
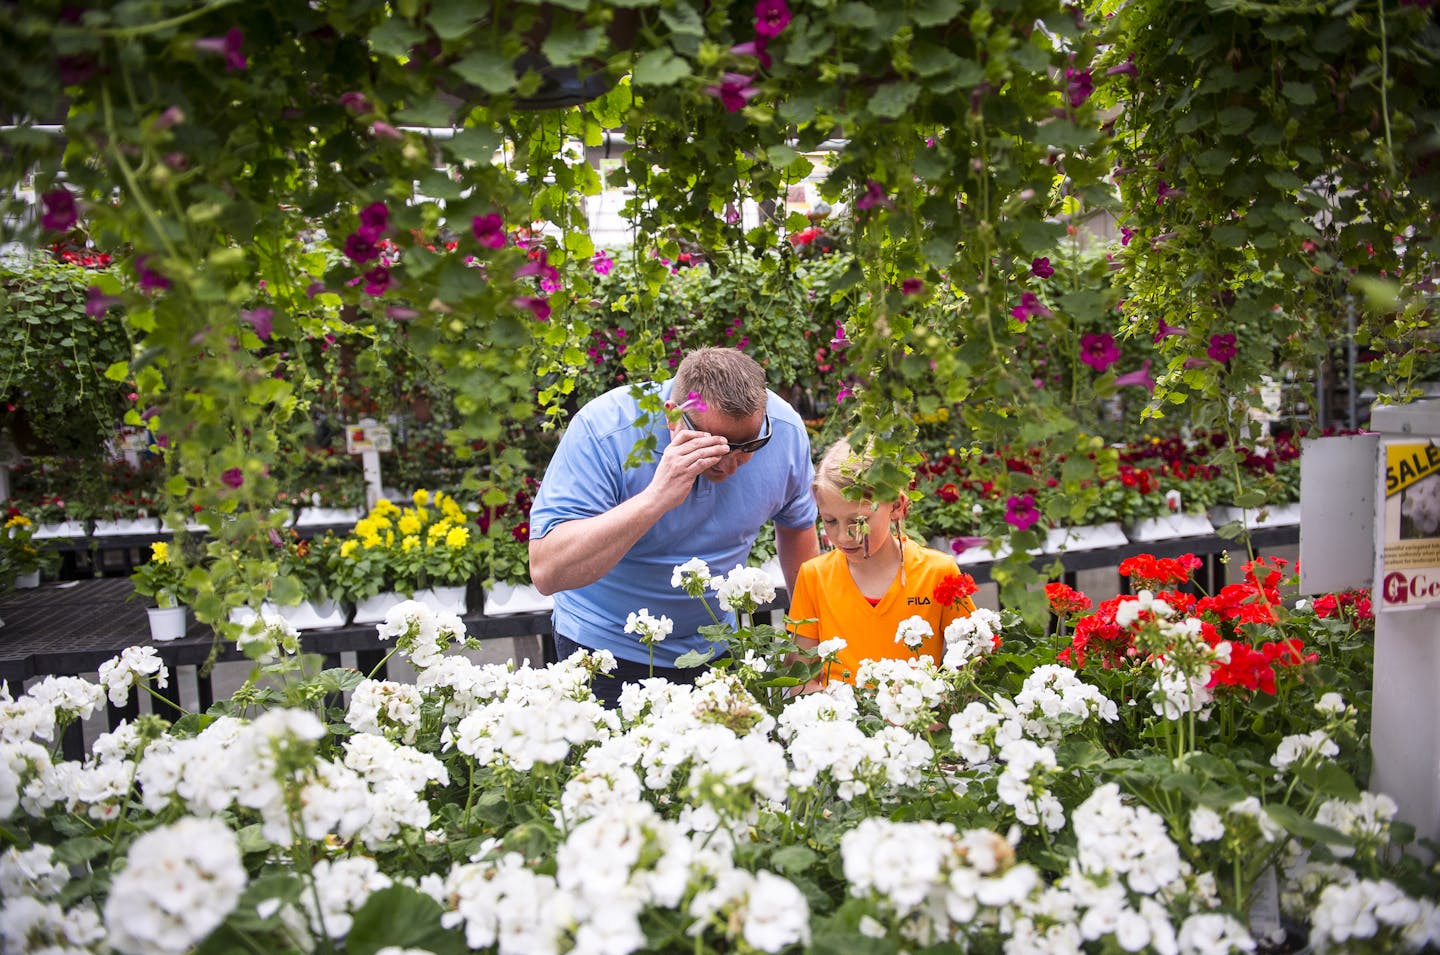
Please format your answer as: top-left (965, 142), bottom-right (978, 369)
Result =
top-left (768, 845), bottom-right (819, 874)
top-left (1282, 81), bottom-right (1317, 106)
top-left (867, 81), bottom-right (920, 119)
top-left (1216, 106), bottom-right (1256, 134)
top-left (564, 231), bottom-right (595, 259)
top-left (445, 126), bottom-right (504, 163)
top-left (395, 97), bottom-right (455, 127)
top-left (911, 0), bottom-right (962, 27)
top-left (658, 3), bottom-right (705, 36)
top-left (452, 51), bottom-right (517, 95)
top-left (631, 49), bottom-right (691, 86)
top-left (103, 360), bottom-right (129, 381)
top-left (346, 886), bottom-right (467, 955)
top-left (542, 26), bottom-right (604, 67)
top-left (427, 0), bottom-right (479, 41)
top-left (832, 2), bottom-right (878, 29)
top-left (368, 18), bottom-right (426, 58)
top-left (911, 44), bottom-right (961, 77)
top-left (1211, 224), bottom-right (1247, 246)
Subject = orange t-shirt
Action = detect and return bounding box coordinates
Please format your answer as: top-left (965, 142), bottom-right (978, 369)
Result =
top-left (787, 540), bottom-right (976, 683)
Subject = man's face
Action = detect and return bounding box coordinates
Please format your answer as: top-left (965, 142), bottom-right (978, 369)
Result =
top-left (673, 408), bottom-right (771, 482)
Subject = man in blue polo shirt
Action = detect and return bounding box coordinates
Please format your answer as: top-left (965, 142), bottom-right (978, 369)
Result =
top-left (528, 347), bottom-right (820, 706)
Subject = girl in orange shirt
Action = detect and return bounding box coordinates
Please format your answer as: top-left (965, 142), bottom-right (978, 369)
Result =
top-left (788, 436), bottom-right (977, 684)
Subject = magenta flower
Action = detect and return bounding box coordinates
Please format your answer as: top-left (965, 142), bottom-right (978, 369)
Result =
top-left (512, 296), bottom-right (552, 321)
top-left (363, 266), bottom-right (391, 297)
top-left (1156, 180), bottom-right (1185, 204)
top-left (753, 0), bottom-right (792, 38)
top-left (1080, 333), bottom-right (1120, 371)
top-left (386, 306), bottom-right (420, 321)
top-left (194, 27), bottom-right (246, 72)
top-left (305, 280), bottom-right (327, 298)
top-left (40, 188), bottom-right (77, 231)
top-left (724, 203), bottom-right (741, 225)
top-left (153, 106), bottom-right (185, 131)
top-left (1010, 292), bottom-right (1052, 323)
top-left (344, 233), bottom-right (380, 264)
top-left (836, 384), bottom-right (853, 403)
top-left (854, 179), bottom-right (892, 211)
top-left (134, 255), bottom-right (170, 292)
top-left (949, 536), bottom-right (990, 556)
top-left (85, 285), bottom-right (122, 319)
top-left (1207, 333), bottom-right (1237, 363)
top-left (1005, 494), bottom-right (1041, 532)
top-left (240, 307), bottom-right (273, 340)
top-left (705, 73), bottom-right (761, 112)
top-left (1115, 359), bottom-right (1156, 391)
top-left (592, 250), bottom-right (614, 276)
top-left (220, 467), bottom-right (244, 489)
top-left (730, 38), bottom-right (772, 70)
top-left (901, 277), bottom-right (924, 295)
top-left (371, 121), bottom-right (404, 140)
top-left (1107, 55), bottom-right (1138, 77)
top-left (339, 91), bottom-right (373, 114)
top-left (830, 322), bottom-right (851, 351)
top-left (1120, 226), bottom-right (1135, 246)
top-left (514, 249), bottom-right (560, 286)
top-left (1153, 318), bottom-right (1188, 342)
top-left (358, 202), bottom-right (389, 239)
top-left (471, 214), bottom-right (507, 249)
top-left (1065, 67), bottom-right (1094, 108)
top-left (1030, 256), bottom-right (1055, 279)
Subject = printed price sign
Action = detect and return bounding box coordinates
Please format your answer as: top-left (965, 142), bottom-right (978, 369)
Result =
top-left (345, 424), bottom-right (392, 454)
top-left (1379, 439), bottom-right (1440, 610)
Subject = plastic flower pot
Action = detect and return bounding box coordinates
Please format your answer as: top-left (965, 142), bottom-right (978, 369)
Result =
top-left (482, 581), bottom-right (553, 616)
top-left (146, 605), bottom-right (188, 642)
top-left (13, 569), bottom-right (40, 589)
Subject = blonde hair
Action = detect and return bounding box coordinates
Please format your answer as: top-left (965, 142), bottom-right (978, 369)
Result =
top-left (673, 347), bottom-right (767, 418)
top-left (814, 436), bottom-right (878, 496)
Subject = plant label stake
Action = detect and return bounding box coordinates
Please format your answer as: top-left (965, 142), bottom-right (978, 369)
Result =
top-left (346, 418), bottom-right (393, 510)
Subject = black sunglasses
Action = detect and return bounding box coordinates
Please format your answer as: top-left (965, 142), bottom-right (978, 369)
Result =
top-left (681, 410), bottom-right (772, 455)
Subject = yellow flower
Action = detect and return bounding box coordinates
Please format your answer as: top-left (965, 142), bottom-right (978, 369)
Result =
top-left (441, 498), bottom-right (465, 522)
top-left (413, 489), bottom-right (430, 507)
top-left (354, 516), bottom-right (380, 538)
top-left (428, 520), bottom-right (452, 543)
top-left (414, 506), bottom-right (430, 526)
top-left (373, 498), bottom-right (400, 518)
top-left (398, 513), bottom-right (422, 536)
top-left (5, 515), bottom-right (32, 529)
top-left (445, 525), bottom-right (470, 548)
top-left (402, 535), bottom-right (420, 552)
top-left (361, 534), bottom-right (382, 549)
top-left (151, 541), bottom-right (172, 563)
top-left (340, 539), bottom-right (359, 558)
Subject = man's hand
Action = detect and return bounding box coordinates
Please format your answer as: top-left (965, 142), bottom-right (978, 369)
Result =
top-left (648, 424), bottom-right (729, 510)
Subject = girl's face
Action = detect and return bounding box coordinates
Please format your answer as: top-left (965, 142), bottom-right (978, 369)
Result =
top-left (815, 484), bottom-right (901, 563)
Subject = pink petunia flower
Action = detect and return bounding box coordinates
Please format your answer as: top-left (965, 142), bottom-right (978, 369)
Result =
top-left (753, 0), bottom-right (792, 38)
top-left (240, 307), bottom-right (273, 340)
top-left (730, 38), bottom-right (772, 70)
top-left (1065, 67), bottom-right (1094, 108)
top-left (194, 28), bottom-right (247, 72)
top-left (1005, 494), bottom-right (1041, 532)
top-left (358, 202), bottom-right (389, 239)
top-left (85, 285), bottom-right (122, 319)
top-left (592, 250), bottom-right (614, 276)
top-left (40, 188), bottom-right (77, 231)
top-left (339, 91), bottom-right (373, 115)
top-left (854, 179), bottom-right (892, 211)
top-left (901, 277), bottom-right (924, 295)
top-left (1207, 333), bottom-right (1237, 363)
top-left (1153, 318), bottom-right (1188, 342)
top-left (1010, 292), bottom-right (1052, 323)
top-left (1157, 180), bottom-right (1185, 204)
top-left (512, 296), bottom-right (552, 321)
top-left (705, 73), bottom-right (761, 112)
top-left (344, 232), bottom-right (381, 264)
top-left (1080, 333), bottom-right (1120, 372)
top-left (135, 255), bottom-right (170, 292)
top-left (363, 266), bottom-right (391, 296)
top-left (1031, 256), bottom-right (1055, 278)
top-left (471, 214), bottom-right (507, 249)
top-left (514, 249), bottom-right (560, 286)
top-left (220, 467), bottom-right (244, 489)
top-left (1107, 55), bottom-right (1138, 77)
top-left (1115, 359), bottom-right (1156, 391)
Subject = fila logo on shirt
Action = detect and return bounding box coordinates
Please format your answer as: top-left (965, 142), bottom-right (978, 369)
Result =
top-left (906, 597), bottom-right (932, 606)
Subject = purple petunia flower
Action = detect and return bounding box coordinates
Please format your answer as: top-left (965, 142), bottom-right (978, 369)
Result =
top-left (854, 179), bottom-right (891, 211)
top-left (592, 250), bottom-right (614, 276)
top-left (724, 203), bottom-right (741, 225)
top-left (1107, 55), bottom-right (1138, 77)
top-left (1157, 180), bottom-right (1185, 204)
top-left (1065, 67), bottom-right (1094, 108)
top-left (85, 285), bottom-right (122, 319)
top-left (1207, 333), bottom-right (1237, 363)
top-left (220, 467), bottom-right (244, 489)
top-left (1031, 256), bottom-right (1055, 279)
top-left (1121, 226), bottom-right (1135, 246)
top-left (358, 202), bottom-right (389, 240)
top-left (1010, 292), bottom-right (1052, 323)
top-left (306, 280), bottom-right (327, 298)
top-left (705, 73), bottom-right (761, 112)
top-left (512, 296), bottom-right (552, 321)
top-left (371, 121), bottom-right (403, 140)
top-left (901, 277), bottom-right (924, 296)
top-left (240, 307), bottom-right (273, 340)
top-left (949, 536), bottom-right (990, 556)
top-left (1005, 494), bottom-right (1041, 532)
top-left (471, 214), bottom-right (507, 249)
top-left (514, 249), bottom-right (560, 286)
top-left (363, 266), bottom-right (391, 297)
top-left (1115, 359), bottom-right (1156, 391)
top-left (753, 0), bottom-right (792, 38)
top-left (1153, 318), bottom-right (1188, 342)
top-left (344, 233), bottom-right (381, 264)
top-left (135, 255), bottom-right (170, 292)
top-left (339, 91), bottom-right (373, 115)
top-left (194, 27), bottom-right (247, 72)
top-left (40, 188), bottom-right (77, 232)
top-left (730, 38), bottom-right (772, 71)
top-left (1080, 333), bottom-right (1120, 372)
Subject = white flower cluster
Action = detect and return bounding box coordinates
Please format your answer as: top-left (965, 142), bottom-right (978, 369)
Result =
top-left (841, 816), bottom-right (1038, 945)
top-left (1009, 664), bottom-right (1120, 742)
top-left (670, 556), bottom-right (713, 595)
top-left (712, 564), bottom-right (777, 613)
top-left (854, 656), bottom-right (948, 729)
top-left (942, 607), bottom-right (1003, 668)
top-left (1072, 783), bottom-right (1187, 895)
top-left (1146, 618), bottom-right (1225, 721)
top-left (1270, 729), bottom-right (1340, 772)
top-left (624, 607), bottom-right (673, 646)
top-left (996, 739), bottom-right (1065, 831)
top-left (103, 816), bottom-right (247, 955)
top-left (1310, 877), bottom-right (1440, 953)
top-left (1313, 791), bottom-right (1399, 859)
top-left (235, 606), bottom-right (300, 661)
top-left (347, 678), bottom-right (425, 744)
top-left (1, 676), bottom-right (105, 745)
top-left (0, 842), bottom-right (104, 954)
top-left (377, 599), bottom-right (467, 668)
top-left (894, 614), bottom-right (934, 651)
top-left (97, 645), bottom-right (170, 707)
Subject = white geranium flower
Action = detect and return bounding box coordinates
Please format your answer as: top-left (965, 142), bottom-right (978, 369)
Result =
top-left (97, 646), bottom-right (170, 708)
top-left (1315, 692), bottom-right (1347, 716)
top-left (713, 564), bottom-right (777, 613)
top-left (1270, 729), bottom-right (1339, 772)
top-left (671, 557), bottom-right (713, 593)
top-left (103, 817), bottom-right (246, 955)
top-left (624, 608), bottom-right (674, 646)
top-left (1189, 806), bottom-right (1225, 843)
top-left (815, 636), bottom-right (847, 658)
top-left (894, 615), bottom-right (935, 650)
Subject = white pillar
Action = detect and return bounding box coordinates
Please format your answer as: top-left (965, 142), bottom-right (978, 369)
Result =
top-left (1369, 400), bottom-right (1440, 845)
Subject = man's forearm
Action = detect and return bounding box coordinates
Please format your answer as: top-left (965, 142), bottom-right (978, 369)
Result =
top-left (528, 491), bottom-right (668, 595)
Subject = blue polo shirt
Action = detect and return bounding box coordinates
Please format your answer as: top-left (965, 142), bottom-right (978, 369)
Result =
top-left (529, 380), bottom-right (817, 666)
